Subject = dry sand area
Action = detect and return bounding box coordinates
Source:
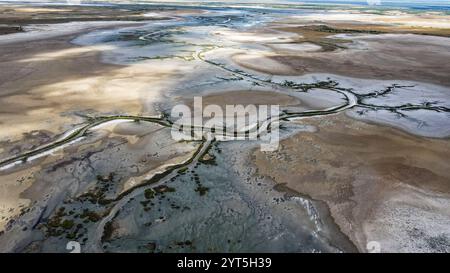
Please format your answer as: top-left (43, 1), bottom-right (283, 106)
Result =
top-left (255, 114), bottom-right (450, 252)
top-left (0, 4), bottom-right (205, 26)
top-left (0, 34), bottom-right (138, 144)
top-left (0, 27), bottom-right (198, 147)
top-left (234, 31), bottom-right (450, 86)
top-left (231, 10), bottom-right (450, 87)
top-left (182, 90), bottom-right (302, 111)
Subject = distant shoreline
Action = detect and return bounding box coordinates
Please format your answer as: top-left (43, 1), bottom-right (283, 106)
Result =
top-left (0, 0), bottom-right (449, 13)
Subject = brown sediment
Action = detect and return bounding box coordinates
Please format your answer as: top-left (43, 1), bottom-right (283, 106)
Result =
top-left (0, 26), bottom-right (24, 35)
top-left (182, 90), bottom-right (303, 110)
top-left (270, 23), bottom-right (450, 55)
top-left (332, 24), bottom-right (450, 37)
top-left (273, 25), bottom-right (356, 52)
top-left (238, 22), bottom-right (450, 86)
top-left (232, 31), bottom-right (450, 86)
top-left (254, 113), bottom-right (450, 252)
top-left (273, 183), bottom-right (359, 253)
top-left (277, 23), bottom-right (450, 39)
top-left (0, 31), bottom-right (125, 146)
top-left (0, 22), bottom-right (182, 145)
top-left (0, 32), bottom-right (118, 94)
top-left (0, 5), bottom-right (173, 28)
top-left (0, 4), bottom-right (209, 32)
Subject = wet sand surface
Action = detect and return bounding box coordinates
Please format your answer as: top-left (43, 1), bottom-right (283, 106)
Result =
top-left (255, 114), bottom-right (450, 252)
top-left (0, 32), bottom-right (138, 149)
top-left (0, 4), bottom-right (205, 26)
top-left (0, 3), bottom-right (449, 253)
top-left (233, 31), bottom-right (450, 86)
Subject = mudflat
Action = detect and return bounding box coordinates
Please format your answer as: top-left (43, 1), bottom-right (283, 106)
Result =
top-left (254, 114), bottom-right (450, 252)
top-left (0, 2), bottom-right (449, 253)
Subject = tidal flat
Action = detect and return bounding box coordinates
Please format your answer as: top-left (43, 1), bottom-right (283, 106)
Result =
top-left (0, 2), bottom-right (449, 253)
